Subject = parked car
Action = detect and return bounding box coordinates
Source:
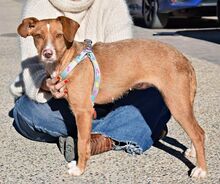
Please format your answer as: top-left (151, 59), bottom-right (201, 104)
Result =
top-left (218, 0), bottom-right (220, 22)
top-left (126, 0), bottom-right (219, 28)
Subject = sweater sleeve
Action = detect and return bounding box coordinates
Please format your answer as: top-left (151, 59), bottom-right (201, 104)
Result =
top-left (21, 56), bottom-right (52, 103)
top-left (103, 0), bottom-right (133, 42)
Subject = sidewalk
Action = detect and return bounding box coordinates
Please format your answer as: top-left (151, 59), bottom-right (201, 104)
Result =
top-left (0, 1), bottom-right (219, 183)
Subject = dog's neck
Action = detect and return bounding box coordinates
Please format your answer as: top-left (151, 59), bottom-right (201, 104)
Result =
top-left (44, 41), bottom-right (85, 77)
top-left (57, 41), bottom-right (85, 73)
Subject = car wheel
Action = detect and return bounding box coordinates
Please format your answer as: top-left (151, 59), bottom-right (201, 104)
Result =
top-left (143, 0), bottom-right (168, 28)
top-left (217, 0), bottom-right (220, 23)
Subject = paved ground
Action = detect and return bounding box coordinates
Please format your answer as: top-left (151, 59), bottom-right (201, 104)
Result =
top-left (0, 0), bottom-right (219, 183)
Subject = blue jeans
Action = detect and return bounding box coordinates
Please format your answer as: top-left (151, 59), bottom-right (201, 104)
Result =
top-left (12, 87), bottom-right (171, 154)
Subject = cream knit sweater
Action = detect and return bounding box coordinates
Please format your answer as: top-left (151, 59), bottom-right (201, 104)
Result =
top-left (10, 0), bottom-right (133, 103)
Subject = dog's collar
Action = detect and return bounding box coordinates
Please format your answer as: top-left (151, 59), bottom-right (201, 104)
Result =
top-left (59, 39), bottom-right (101, 105)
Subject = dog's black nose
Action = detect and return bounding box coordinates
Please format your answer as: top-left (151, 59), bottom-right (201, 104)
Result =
top-left (43, 49), bottom-right (53, 59)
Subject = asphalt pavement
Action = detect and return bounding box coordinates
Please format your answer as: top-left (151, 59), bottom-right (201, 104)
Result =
top-left (0, 0), bottom-right (219, 183)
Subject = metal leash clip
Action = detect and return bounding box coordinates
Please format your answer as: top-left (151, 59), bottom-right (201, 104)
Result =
top-left (84, 39), bottom-right (93, 49)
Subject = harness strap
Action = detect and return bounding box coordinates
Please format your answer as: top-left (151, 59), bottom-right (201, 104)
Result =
top-left (59, 39), bottom-right (101, 106)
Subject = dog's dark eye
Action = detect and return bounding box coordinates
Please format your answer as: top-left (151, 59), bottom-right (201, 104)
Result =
top-left (56, 33), bottom-right (63, 39)
top-left (34, 34), bottom-right (43, 39)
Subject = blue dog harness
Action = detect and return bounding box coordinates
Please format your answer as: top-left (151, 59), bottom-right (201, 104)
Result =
top-left (59, 39), bottom-right (101, 105)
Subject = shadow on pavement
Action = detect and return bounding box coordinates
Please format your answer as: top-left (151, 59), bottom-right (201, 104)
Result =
top-left (134, 17), bottom-right (219, 29)
top-left (135, 17), bottom-right (220, 44)
top-left (12, 0), bottom-right (24, 3)
top-left (0, 33), bottom-right (18, 37)
top-left (153, 136), bottom-right (195, 175)
top-left (177, 29), bottom-right (220, 44)
top-left (153, 29), bottom-right (220, 44)
top-left (167, 18), bottom-right (219, 29)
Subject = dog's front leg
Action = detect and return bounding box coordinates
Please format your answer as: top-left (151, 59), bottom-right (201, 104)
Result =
top-left (68, 108), bottom-right (92, 176)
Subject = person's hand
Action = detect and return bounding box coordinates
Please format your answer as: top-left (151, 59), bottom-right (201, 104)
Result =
top-left (41, 76), bottom-right (69, 99)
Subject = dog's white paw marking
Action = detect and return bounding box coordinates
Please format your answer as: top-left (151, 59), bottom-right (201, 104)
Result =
top-left (67, 161), bottom-right (76, 169)
top-left (185, 148), bottom-right (196, 158)
top-left (68, 164), bottom-right (82, 176)
top-left (190, 167), bottom-right (207, 178)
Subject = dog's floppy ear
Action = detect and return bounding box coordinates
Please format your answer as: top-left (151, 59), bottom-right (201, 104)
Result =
top-left (57, 16), bottom-right (80, 43)
top-left (17, 17), bottom-right (39, 38)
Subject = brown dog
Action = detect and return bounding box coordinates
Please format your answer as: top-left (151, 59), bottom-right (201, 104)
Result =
top-left (17, 16), bottom-right (207, 178)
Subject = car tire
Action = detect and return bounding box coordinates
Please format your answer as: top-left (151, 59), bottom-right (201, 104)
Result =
top-left (217, 0), bottom-right (220, 23)
top-left (143, 0), bottom-right (168, 28)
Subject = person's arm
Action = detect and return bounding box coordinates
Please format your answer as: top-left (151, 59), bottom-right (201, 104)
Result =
top-left (103, 0), bottom-right (133, 42)
top-left (9, 72), bottom-right (24, 99)
top-left (21, 56), bottom-right (51, 103)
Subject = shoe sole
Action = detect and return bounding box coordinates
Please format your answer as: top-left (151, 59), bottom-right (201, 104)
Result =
top-left (58, 136), bottom-right (66, 155)
top-left (65, 136), bottom-right (75, 162)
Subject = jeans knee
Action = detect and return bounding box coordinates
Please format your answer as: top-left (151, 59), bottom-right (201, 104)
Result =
top-left (12, 106), bottom-right (57, 143)
top-left (13, 107), bottom-right (34, 140)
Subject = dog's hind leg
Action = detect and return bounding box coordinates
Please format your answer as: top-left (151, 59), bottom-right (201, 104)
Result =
top-left (161, 77), bottom-right (207, 178)
top-left (184, 65), bottom-right (198, 159)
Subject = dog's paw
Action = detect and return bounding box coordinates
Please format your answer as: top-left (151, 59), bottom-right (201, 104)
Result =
top-left (67, 164), bottom-right (83, 176)
top-left (190, 167), bottom-right (207, 178)
top-left (67, 160), bottom-right (76, 169)
top-left (184, 148), bottom-right (196, 158)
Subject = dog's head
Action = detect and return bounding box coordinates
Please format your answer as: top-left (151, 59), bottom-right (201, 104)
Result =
top-left (17, 16), bottom-right (80, 64)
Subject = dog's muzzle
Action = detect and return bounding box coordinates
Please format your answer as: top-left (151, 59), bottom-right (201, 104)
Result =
top-left (43, 49), bottom-right (53, 59)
